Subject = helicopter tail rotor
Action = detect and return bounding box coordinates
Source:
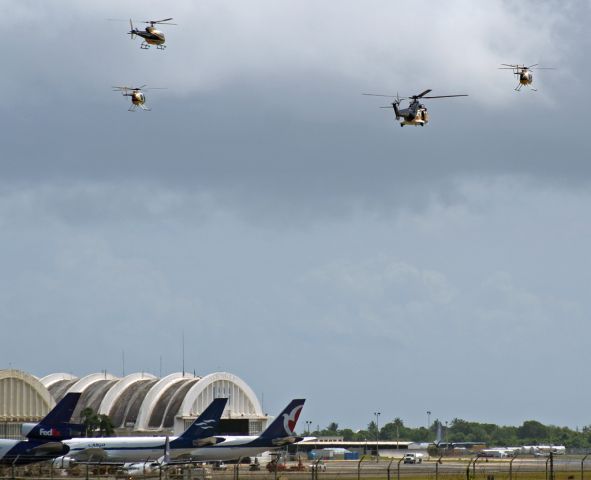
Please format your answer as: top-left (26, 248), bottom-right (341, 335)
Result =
top-left (128, 19), bottom-right (135, 39)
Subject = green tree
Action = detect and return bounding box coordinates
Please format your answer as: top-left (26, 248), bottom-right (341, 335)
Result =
top-left (517, 420), bottom-right (547, 441)
top-left (98, 414), bottom-right (115, 436)
top-left (81, 408), bottom-right (115, 437)
top-left (81, 407), bottom-right (99, 437)
top-left (327, 422), bottom-right (339, 433)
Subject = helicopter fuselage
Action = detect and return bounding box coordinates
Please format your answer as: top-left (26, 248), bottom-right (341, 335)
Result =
top-left (134, 27), bottom-right (165, 46)
top-left (396, 100), bottom-right (429, 126)
top-left (120, 90), bottom-right (146, 107)
top-left (518, 69), bottom-right (533, 85)
top-left (129, 91), bottom-right (146, 105)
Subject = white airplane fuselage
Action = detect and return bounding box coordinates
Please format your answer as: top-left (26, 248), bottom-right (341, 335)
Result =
top-left (61, 435), bottom-right (289, 463)
top-left (62, 436), bottom-right (190, 463)
top-left (189, 436), bottom-right (267, 460)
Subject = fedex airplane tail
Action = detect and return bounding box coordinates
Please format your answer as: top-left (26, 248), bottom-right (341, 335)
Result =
top-left (170, 397), bottom-right (228, 448)
top-left (260, 399), bottom-right (305, 441)
top-left (25, 392), bottom-right (83, 440)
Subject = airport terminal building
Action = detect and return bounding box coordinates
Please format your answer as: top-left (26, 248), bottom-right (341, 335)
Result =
top-left (0, 369), bottom-right (268, 439)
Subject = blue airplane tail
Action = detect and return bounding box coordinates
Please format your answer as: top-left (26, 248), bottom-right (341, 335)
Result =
top-left (170, 397), bottom-right (228, 448)
top-left (260, 399), bottom-right (305, 440)
top-left (26, 392), bottom-right (83, 440)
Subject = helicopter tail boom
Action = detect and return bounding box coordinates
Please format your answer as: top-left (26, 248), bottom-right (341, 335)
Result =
top-left (392, 101), bottom-right (401, 120)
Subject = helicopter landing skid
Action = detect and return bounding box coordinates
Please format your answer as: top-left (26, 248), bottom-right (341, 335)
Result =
top-left (515, 84), bottom-right (536, 92)
top-left (156, 44), bottom-right (167, 50)
top-left (140, 42), bottom-right (151, 49)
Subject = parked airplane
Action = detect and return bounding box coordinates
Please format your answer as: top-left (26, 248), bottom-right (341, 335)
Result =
top-left (53, 397), bottom-right (227, 466)
top-left (120, 436), bottom-right (171, 477)
top-left (186, 399), bottom-right (308, 461)
top-left (532, 445), bottom-right (566, 456)
top-left (0, 392), bottom-right (82, 466)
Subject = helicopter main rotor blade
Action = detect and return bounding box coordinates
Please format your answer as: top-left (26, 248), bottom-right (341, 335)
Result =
top-left (421, 94), bottom-right (468, 99)
top-left (144, 18), bottom-right (176, 24)
top-left (362, 93), bottom-right (398, 97)
top-left (415, 89), bottom-right (432, 98)
top-left (526, 63), bottom-right (539, 69)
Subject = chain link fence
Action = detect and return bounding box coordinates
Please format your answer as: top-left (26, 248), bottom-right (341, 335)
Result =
top-left (1, 456), bottom-right (590, 480)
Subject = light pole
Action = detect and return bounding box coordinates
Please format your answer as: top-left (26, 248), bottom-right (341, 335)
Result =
top-left (374, 412), bottom-right (381, 462)
top-left (305, 421), bottom-right (312, 435)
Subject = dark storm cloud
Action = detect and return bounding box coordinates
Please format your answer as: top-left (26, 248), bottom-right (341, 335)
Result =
top-left (0, 0), bottom-right (589, 226)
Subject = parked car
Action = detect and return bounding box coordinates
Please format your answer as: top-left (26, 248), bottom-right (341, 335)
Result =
top-left (403, 453), bottom-right (425, 464)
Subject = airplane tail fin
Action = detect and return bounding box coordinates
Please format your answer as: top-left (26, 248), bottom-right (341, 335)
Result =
top-left (260, 399), bottom-right (305, 441)
top-left (26, 392), bottom-right (83, 440)
top-left (170, 397), bottom-right (227, 447)
top-left (159, 436), bottom-right (171, 465)
top-left (435, 422), bottom-right (443, 445)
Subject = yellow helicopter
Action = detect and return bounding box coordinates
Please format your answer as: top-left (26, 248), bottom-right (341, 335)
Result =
top-left (112, 85), bottom-right (165, 111)
top-left (363, 89), bottom-right (468, 127)
top-left (128, 18), bottom-right (176, 50)
top-left (499, 64), bottom-right (555, 91)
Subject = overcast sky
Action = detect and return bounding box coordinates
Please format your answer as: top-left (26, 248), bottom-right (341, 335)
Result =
top-left (1, 0), bottom-right (591, 432)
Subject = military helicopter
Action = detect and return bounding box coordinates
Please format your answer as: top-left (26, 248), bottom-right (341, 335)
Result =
top-left (363, 89), bottom-right (468, 127)
top-left (499, 64), bottom-right (555, 91)
top-left (128, 18), bottom-right (176, 49)
top-left (112, 85), bottom-right (165, 111)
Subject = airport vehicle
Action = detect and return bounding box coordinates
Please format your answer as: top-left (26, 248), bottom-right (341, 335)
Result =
top-left (481, 448), bottom-right (514, 458)
top-left (54, 397), bottom-right (227, 465)
top-left (212, 461), bottom-right (228, 470)
top-left (0, 392), bottom-right (82, 466)
top-left (403, 453), bottom-right (425, 464)
top-left (499, 64), bottom-right (555, 91)
top-left (309, 460), bottom-right (326, 472)
top-left (128, 18), bottom-right (176, 50)
top-left (112, 85), bottom-right (165, 112)
top-left (363, 89), bottom-right (468, 127)
top-left (187, 399), bottom-right (308, 461)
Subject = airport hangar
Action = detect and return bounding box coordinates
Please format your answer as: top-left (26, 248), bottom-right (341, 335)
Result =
top-left (0, 369), bottom-right (268, 440)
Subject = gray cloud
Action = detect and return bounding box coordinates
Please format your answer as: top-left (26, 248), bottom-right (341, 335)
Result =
top-left (1, 1), bottom-right (591, 428)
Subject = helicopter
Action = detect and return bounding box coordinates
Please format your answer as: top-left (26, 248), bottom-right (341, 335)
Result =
top-left (128, 18), bottom-right (176, 49)
top-left (363, 89), bottom-right (468, 127)
top-left (499, 64), bottom-right (555, 91)
top-left (112, 85), bottom-right (164, 111)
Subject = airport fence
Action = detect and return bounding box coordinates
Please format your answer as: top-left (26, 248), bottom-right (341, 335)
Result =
top-left (1, 456), bottom-right (590, 480)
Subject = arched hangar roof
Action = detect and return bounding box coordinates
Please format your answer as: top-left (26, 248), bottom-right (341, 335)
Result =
top-left (0, 370), bottom-right (54, 421)
top-left (180, 372), bottom-right (263, 419)
top-left (98, 372), bottom-right (157, 417)
top-left (134, 372), bottom-right (198, 431)
top-left (1, 370), bottom-right (264, 432)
